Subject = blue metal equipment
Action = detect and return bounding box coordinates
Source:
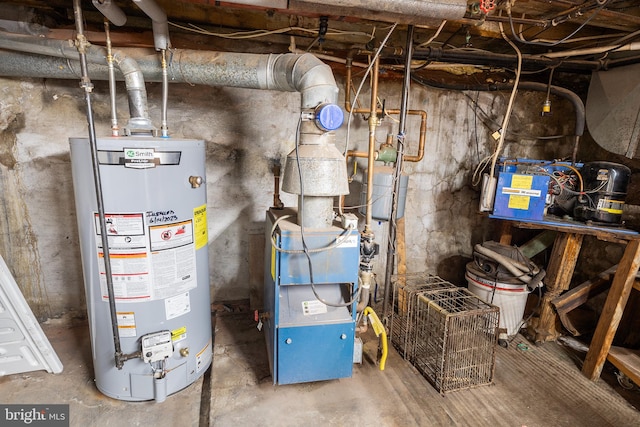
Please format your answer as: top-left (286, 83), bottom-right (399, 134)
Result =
top-left (263, 208), bottom-right (360, 384)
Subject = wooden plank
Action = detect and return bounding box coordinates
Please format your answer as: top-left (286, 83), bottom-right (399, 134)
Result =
top-left (248, 231), bottom-right (265, 311)
top-left (552, 265), bottom-right (617, 315)
top-left (535, 232), bottom-right (584, 342)
top-left (498, 221), bottom-right (513, 246)
top-left (511, 220), bottom-right (639, 244)
top-left (520, 230), bottom-right (556, 259)
top-left (396, 216), bottom-right (406, 276)
top-left (556, 312), bottom-right (581, 336)
top-left (607, 346), bottom-right (640, 388)
top-left (551, 265), bottom-right (617, 336)
top-left (583, 239), bottom-right (640, 380)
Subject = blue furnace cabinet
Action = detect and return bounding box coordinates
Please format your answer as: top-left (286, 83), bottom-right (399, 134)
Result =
top-left (263, 208), bottom-right (360, 385)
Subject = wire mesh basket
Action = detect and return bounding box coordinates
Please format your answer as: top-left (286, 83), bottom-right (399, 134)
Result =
top-left (388, 273), bottom-right (457, 362)
top-left (412, 287), bottom-right (499, 393)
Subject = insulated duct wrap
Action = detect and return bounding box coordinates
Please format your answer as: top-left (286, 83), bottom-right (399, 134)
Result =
top-left (292, 0), bottom-right (467, 20)
top-left (586, 63), bottom-right (640, 158)
top-left (0, 33), bottom-right (150, 127)
top-left (168, 50), bottom-right (338, 108)
top-left (0, 35), bottom-right (338, 110)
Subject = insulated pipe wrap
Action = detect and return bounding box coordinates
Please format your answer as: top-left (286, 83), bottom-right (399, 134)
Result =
top-left (0, 34), bottom-right (340, 110)
top-left (0, 32), bottom-right (151, 123)
top-left (270, 54), bottom-right (339, 107)
top-left (293, 0), bottom-right (467, 19)
top-left (169, 50), bottom-right (271, 89)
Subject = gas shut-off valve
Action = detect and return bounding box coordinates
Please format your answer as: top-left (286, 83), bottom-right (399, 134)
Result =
top-left (141, 331), bottom-right (173, 364)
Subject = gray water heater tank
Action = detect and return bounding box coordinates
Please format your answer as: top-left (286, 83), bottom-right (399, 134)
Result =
top-left (360, 165), bottom-right (409, 221)
top-left (69, 137), bottom-right (212, 401)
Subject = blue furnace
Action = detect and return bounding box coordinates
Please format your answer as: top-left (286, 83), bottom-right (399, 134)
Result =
top-left (263, 207), bottom-right (360, 385)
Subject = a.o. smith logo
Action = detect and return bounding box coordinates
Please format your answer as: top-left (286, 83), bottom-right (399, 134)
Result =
top-left (124, 148), bottom-right (154, 160)
top-left (1, 405), bottom-right (68, 426)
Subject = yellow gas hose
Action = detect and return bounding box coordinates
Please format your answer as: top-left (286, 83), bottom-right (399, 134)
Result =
top-left (363, 306), bottom-right (387, 371)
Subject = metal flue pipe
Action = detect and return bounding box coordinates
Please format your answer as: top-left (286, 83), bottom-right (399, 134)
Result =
top-left (0, 35), bottom-right (339, 110)
top-left (92, 0), bottom-right (127, 26)
top-left (0, 32), bottom-right (151, 131)
top-left (132, 0), bottom-right (170, 50)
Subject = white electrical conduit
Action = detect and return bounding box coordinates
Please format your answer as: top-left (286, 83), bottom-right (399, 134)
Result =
top-left (538, 41), bottom-right (640, 59)
top-left (489, 21), bottom-right (523, 181)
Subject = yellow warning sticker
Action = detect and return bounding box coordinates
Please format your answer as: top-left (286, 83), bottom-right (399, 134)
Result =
top-left (508, 195), bottom-right (531, 210)
top-left (171, 326), bottom-right (187, 342)
top-left (511, 174), bottom-right (533, 189)
top-left (193, 204), bottom-right (208, 250)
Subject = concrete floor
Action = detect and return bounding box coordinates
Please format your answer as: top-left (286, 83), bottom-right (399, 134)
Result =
top-left (2, 310), bottom-right (640, 427)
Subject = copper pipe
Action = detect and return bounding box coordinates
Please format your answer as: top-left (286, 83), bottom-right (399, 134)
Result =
top-left (104, 19), bottom-right (119, 137)
top-left (403, 109), bottom-right (426, 162)
top-left (345, 149), bottom-right (375, 168)
top-left (364, 56), bottom-right (380, 235)
top-left (345, 58), bottom-right (426, 163)
top-left (272, 165), bottom-right (284, 209)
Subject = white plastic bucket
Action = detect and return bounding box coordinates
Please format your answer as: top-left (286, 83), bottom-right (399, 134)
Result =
top-left (465, 266), bottom-right (530, 339)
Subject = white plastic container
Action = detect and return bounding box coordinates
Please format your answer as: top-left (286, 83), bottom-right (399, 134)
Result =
top-left (465, 265), bottom-right (530, 340)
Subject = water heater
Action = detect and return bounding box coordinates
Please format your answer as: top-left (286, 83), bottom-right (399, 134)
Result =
top-left (69, 136), bottom-right (212, 401)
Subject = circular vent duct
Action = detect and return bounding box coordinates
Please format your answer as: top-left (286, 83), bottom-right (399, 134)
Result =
top-left (586, 63), bottom-right (640, 158)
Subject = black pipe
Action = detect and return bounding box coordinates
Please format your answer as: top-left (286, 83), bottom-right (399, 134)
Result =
top-left (412, 76), bottom-right (585, 163)
top-left (382, 25), bottom-right (414, 319)
top-left (607, 54), bottom-right (640, 69)
top-left (411, 77), bottom-right (585, 138)
top-left (72, 0), bottom-right (124, 370)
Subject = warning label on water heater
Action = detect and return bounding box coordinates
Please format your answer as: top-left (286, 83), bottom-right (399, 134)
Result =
top-left (94, 211), bottom-right (198, 302)
top-left (149, 219), bottom-right (197, 300)
top-left (116, 312), bottom-right (137, 337)
top-left (95, 212), bottom-right (153, 302)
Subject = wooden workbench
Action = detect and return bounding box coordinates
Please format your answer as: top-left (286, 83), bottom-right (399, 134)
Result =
top-left (493, 215), bottom-right (640, 381)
